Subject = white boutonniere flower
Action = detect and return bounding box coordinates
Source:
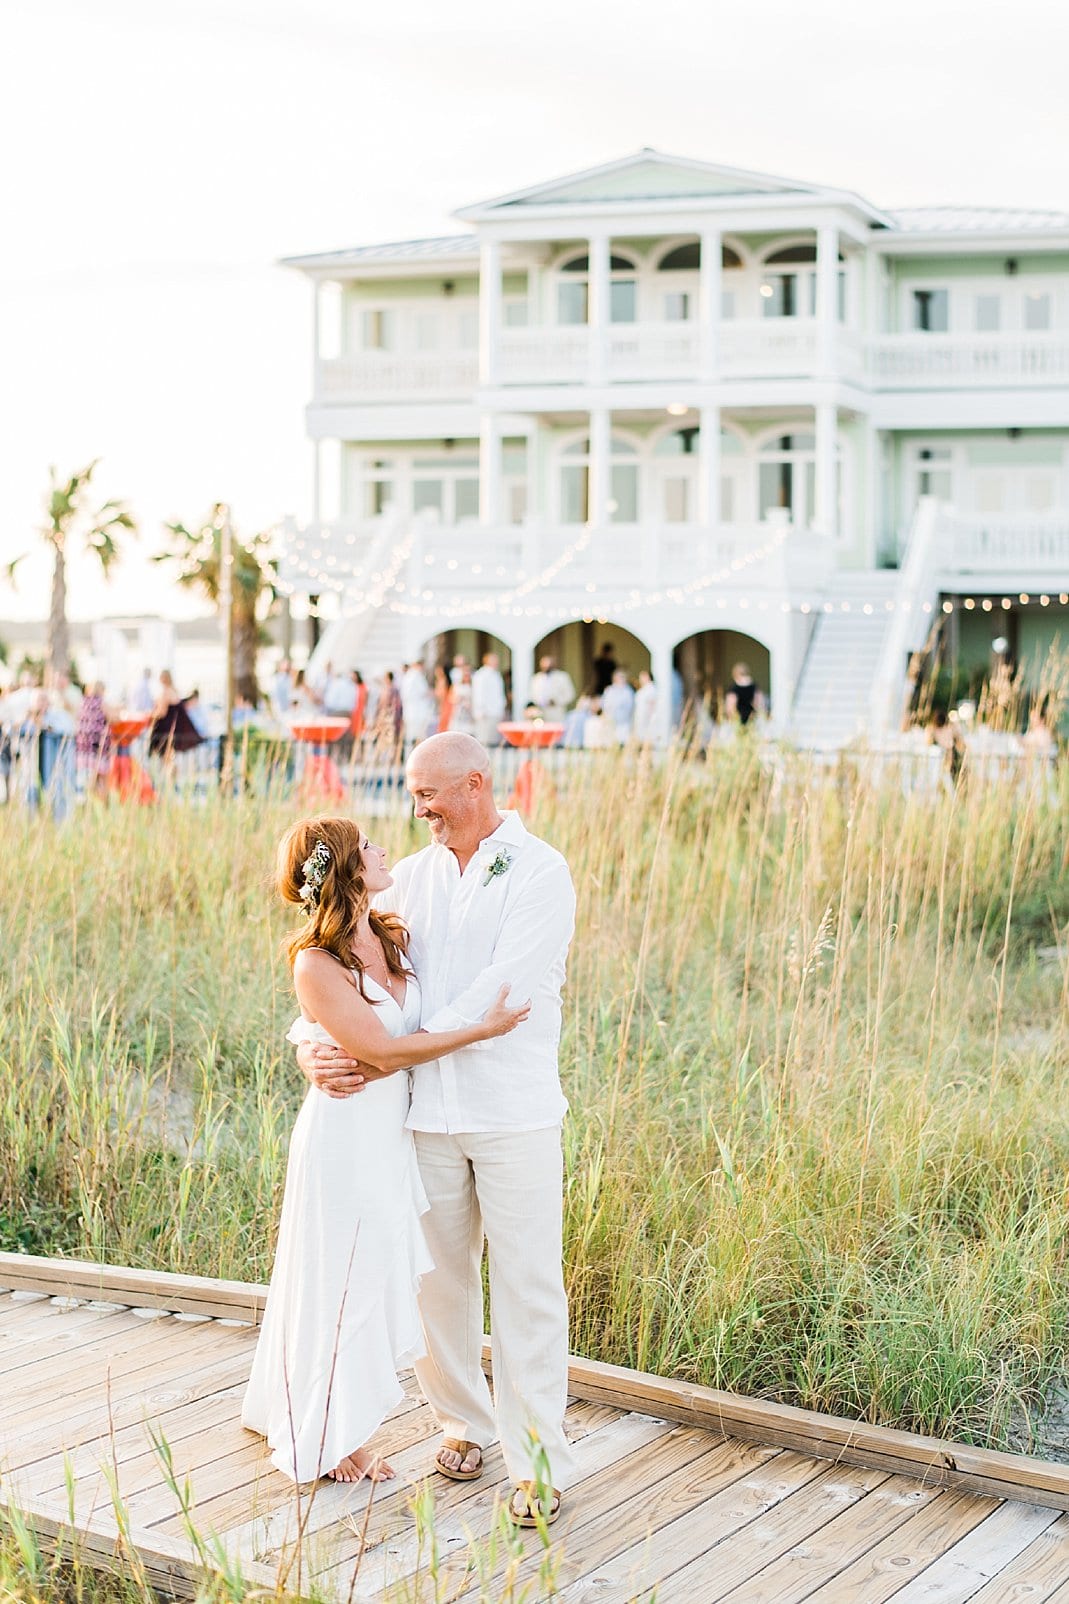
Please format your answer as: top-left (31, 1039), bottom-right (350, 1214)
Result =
top-left (483, 848), bottom-right (513, 887)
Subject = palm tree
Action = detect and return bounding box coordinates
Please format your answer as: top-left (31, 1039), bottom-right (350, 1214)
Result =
top-left (15, 462), bottom-right (137, 677)
top-left (155, 505), bottom-right (278, 703)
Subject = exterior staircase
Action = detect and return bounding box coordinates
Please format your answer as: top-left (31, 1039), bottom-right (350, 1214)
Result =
top-left (790, 498), bottom-right (943, 750)
top-left (788, 572), bottom-right (901, 749)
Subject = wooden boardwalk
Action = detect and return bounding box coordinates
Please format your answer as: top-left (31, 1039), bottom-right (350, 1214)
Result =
top-left (2, 1255), bottom-right (1069, 1602)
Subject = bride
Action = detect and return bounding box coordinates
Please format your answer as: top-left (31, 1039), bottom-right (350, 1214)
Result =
top-left (241, 815), bottom-right (528, 1485)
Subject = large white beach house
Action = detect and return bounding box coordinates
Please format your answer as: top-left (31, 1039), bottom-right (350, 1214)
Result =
top-left (279, 150), bottom-right (1069, 743)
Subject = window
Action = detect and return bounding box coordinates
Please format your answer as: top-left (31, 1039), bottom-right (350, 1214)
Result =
top-left (559, 435), bottom-right (639, 523)
top-left (457, 309), bottom-right (478, 348)
top-left (664, 291), bottom-right (690, 322)
top-left (555, 252), bottom-right (638, 326)
top-left (610, 279), bottom-right (637, 323)
top-left (413, 478), bottom-right (444, 517)
top-left (1026, 473), bottom-right (1056, 512)
top-left (975, 294), bottom-right (1001, 333)
top-left (504, 299), bottom-right (529, 327)
top-left (415, 312), bottom-right (440, 351)
top-left (1024, 292), bottom-right (1052, 331)
top-left (364, 459), bottom-right (395, 517)
top-left (915, 447), bottom-right (953, 501)
top-left (721, 289), bottom-right (736, 320)
top-left (361, 309), bottom-right (396, 350)
top-left (912, 289), bottom-right (949, 333)
top-left (454, 477), bottom-right (479, 521)
top-left (557, 280), bottom-right (588, 325)
top-left (758, 433), bottom-right (818, 525)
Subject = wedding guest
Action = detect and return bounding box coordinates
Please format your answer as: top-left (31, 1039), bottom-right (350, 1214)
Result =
top-left (724, 663), bottom-right (766, 726)
top-left (131, 668), bottom-right (155, 715)
top-left (583, 699), bottom-right (615, 750)
top-left (270, 659), bottom-right (292, 719)
top-left (323, 665), bottom-right (357, 719)
top-left (632, 669), bottom-right (658, 745)
top-left (592, 641), bottom-right (617, 695)
top-left (601, 669), bottom-right (635, 744)
top-left (401, 662), bottom-right (435, 747)
top-left (562, 693), bottom-right (593, 749)
top-left (529, 656), bottom-right (576, 720)
top-left (471, 652), bottom-right (507, 745)
top-left (448, 666), bottom-right (476, 736)
top-left (75, 681), bottom-right (116, 798)
top-left (149, 670), bottom-right (204, 762)
top-left (373, 670), bottom-right (403, 757)
top-left (433, 664), bottom-right (452, 732)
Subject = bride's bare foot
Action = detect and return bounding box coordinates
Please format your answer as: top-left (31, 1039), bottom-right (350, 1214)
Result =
top-left (327, 1447), bottom-right (395, 1484)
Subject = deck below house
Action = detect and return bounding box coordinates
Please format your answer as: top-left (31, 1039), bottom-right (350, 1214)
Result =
top-left (2, 1254), bottom-right (1069, 1602)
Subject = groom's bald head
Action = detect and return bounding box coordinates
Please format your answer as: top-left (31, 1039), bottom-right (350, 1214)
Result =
top-left (406, 734), bottom-right (501, 862)
top-left (407, 731), bottom-right (491, 785)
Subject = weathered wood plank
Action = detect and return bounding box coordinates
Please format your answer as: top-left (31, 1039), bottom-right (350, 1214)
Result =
top-left (671, 1473), bottom-right (938, 1603)
top-left (562, 1461), bottom-right (888, 1604)
top-left (877, 1499), bottom-right (1061, 1603)
top-left (311, 1410), bottom-right (682, 1599)
top-left (965, 1510), bottom-right (1069, 1602)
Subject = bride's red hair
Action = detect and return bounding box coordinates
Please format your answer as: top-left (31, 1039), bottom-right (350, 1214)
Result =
top-left (277, 816), bottom-right (410, 1000)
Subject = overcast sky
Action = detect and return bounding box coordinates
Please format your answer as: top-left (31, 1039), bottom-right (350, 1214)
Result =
top-left (1, 0), bottom-right (1067, 625)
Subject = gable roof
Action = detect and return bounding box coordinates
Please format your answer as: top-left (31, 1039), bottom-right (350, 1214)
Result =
top-left (455, 149), bottom-right (891, 223)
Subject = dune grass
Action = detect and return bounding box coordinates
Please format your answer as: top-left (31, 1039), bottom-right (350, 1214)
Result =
top-left (2, 744), bottom-right (1068, 1466)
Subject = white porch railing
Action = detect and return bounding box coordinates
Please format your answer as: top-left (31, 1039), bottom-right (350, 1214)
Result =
top-left (316, 351), bottom-right (478, 401)
top-left (498, 327), bottom-right (590, 384)
top-left (936, 510), bottom-right (1069, 574)
top-left (606, 323), bottom-right (699, 380)
top-left (283, 516), bottom-right (833, 604)
top-left (868, 497), bottom-right (942, 735)
top-left (867, 333), bottom-right (1069, 387)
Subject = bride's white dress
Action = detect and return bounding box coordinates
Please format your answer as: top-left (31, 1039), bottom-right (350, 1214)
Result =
top-left (242, 975), bottom-right (432, 1483)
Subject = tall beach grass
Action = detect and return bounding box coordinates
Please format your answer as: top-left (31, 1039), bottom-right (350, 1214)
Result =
top-left (2, 744), bottom-right (1068, 1455)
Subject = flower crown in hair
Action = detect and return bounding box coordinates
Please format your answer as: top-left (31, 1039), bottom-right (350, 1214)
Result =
top-left (299, 841), bottom-right (332, 912)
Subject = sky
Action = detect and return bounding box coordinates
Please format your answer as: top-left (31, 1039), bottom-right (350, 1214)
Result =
top-left (1, 0), bottom-right (1067, 627)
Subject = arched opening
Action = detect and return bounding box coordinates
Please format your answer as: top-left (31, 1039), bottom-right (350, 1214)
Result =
top-left (419, 627), bottom-right (512, 680)
top-left (556, 251), bottom-right (640, 326)
top-left (654, 239), bottom-right (744, 323)
top-left (417, 628), bottom-right (514, 739)
top-left (672, 630), bottom-right (771, 730)
top-left (533, 621), bottom-right (652, 704)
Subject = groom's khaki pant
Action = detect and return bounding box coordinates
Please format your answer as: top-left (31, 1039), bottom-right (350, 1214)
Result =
top-left (412, 1126), bottom-right (577, 1492)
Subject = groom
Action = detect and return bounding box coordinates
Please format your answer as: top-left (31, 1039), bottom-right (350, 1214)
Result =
top-left (295, 731), bottom-right (577, 1523)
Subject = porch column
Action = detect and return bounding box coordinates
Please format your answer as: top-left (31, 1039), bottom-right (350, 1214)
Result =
top-left (699, 405), bottom-right (721, 528)
top-left (698, 229), bottom-right (722, 380)
top-left (589, 406), bottom-right (611, 527)
top-left (816, 224), bottom-right (838, 376)
top-left (815, 401), bottom-right (838, 538)
top-left (652, 637), bottom-right (676, 745)
top-left (312, 281), bottom-right (322, 394)
top-left (588, 235), bottom-right (611, 386)
top-left (312, 440), bottom-right (321, 523)
top-left (864, 418), bottom-right (881, 566)
top-left (509, 639), bottom-right (535, 720)
top-left (479, 412), bottom-right (501, 525)
top-left (479, 238), bottom-right (502, 386)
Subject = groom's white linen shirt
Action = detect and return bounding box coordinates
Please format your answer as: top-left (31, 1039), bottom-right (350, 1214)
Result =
top-left (375, 810), bottom-right (575, 1133)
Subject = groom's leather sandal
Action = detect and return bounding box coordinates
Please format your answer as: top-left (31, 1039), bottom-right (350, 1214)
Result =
top-left (434, 1439), bottom-right (484, 1481)
top-left (506, 1481), bottom-right (561, 1527)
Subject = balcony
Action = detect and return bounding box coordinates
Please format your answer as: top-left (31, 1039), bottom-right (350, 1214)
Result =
top-left (497, 320), bottom-right (862, 386)
top-left (282, 512), bottom-right (835, 604)
top-left (315, 351), bottom-right (478, 402)
top-left (868, 333), bottom-right (1069, 389)
top-left (937, 510), bottom-right (1069, 579)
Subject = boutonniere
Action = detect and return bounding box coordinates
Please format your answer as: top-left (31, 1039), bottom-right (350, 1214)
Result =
top-left (483, 848), bottom-right (514, 887)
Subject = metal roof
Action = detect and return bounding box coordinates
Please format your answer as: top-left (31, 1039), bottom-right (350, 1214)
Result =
top-left (888, 206), bottom-right (1069, 234)
top-left (280, 235), bottom-right (479, 269)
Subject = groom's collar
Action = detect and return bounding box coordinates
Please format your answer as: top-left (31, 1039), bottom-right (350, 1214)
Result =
top-left (475, 809), bottom-right (527, 857)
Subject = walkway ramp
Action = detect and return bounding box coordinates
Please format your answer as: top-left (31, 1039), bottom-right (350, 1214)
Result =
top-left (2, 1254), bottom-right (1069, 1602)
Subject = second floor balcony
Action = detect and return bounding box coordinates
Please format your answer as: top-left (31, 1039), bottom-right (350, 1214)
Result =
top-left (869, 332), bottom-right (1069, 389)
